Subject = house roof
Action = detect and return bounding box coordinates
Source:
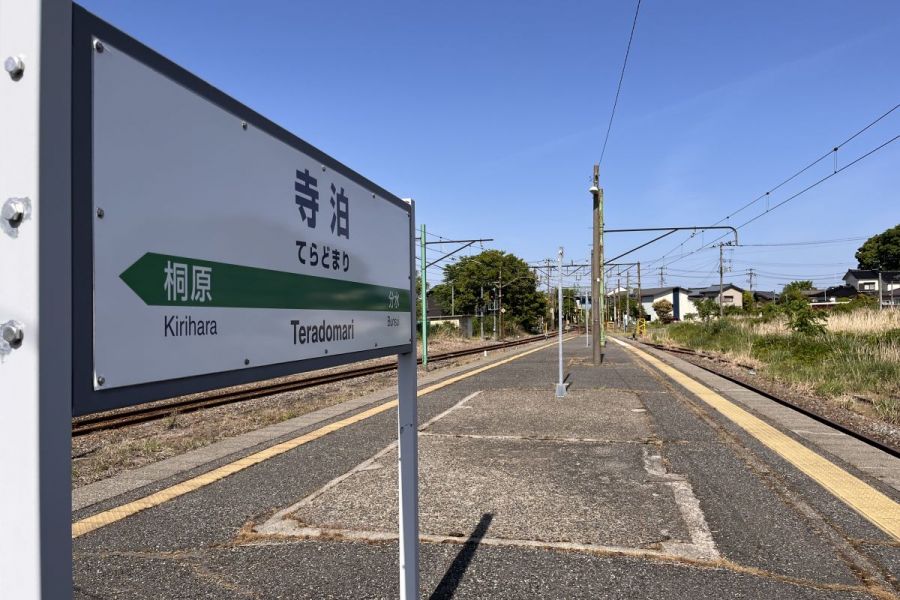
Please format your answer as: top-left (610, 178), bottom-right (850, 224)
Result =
top-left (639, 286), bottom-right (690, 297)
top-left (689, 283), bottom-right (745, 296)
top-left (752, 290), bottom-right (778, 301)
top-left (843, 269), bottom-right (900, 282)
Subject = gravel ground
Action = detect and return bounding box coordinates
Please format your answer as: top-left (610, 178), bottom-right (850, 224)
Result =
top-left (652, 343), bottom-right (900, 453)
top-left (71, 335), bottom-right (507, 488)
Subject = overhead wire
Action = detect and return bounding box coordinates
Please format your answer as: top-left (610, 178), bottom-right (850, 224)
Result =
top-left (642, 103), bottom-right (900, 269)
top-left (598, 0), bottom-right (643, 167)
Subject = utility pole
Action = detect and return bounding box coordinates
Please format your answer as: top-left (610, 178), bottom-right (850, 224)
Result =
top-left (545, 258), bottom-right (552, 332)
top-left (585, 282), bottom-right (590, 347)
top-left (420, 224), bottom-right (428, 368)
top-left (498, 265), bottom-right (503, 339)
top-left (879, 270), bottom-right (883, 311)
top-left (617, 274), bottom-right (622, 328)
top-left (637, 262), bottom-right (642, 324)
top-left (747, 268), bottom-right (755, 292)
top-left (625, 269), bottom-right (631, 331)
top-left (590, 164), bottom-right (604, 365)
top-left (480, 286), bottom-right (485, 339)
top-left (492, 287), bottom-right (497, 341)
top-left (658, 266), bottom-right (665, 287)
top-left (450, 283), bottom-right (454, 316)
top-left (718, 243), bottom-right (725, 319)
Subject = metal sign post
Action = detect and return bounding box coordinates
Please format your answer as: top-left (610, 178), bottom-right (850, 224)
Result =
top-left (398, 200), bottom-right (420, 599)
top-left (0, 0), bottom-right (72, 597)
top-left (555, 246), bottom-right (567, 398)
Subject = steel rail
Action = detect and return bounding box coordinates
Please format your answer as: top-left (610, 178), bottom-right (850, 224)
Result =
top-left (636, 340), bottom-right (899, 459)
top-left (72, 334), bottom-right (550, 436)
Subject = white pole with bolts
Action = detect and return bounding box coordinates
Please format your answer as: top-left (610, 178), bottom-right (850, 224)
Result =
top-left (0, 0), bottom-right (72, 596)
top-left (555, 246), bottom-right (567, 398)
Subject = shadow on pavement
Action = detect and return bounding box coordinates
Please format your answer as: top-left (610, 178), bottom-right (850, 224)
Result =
top-left (429, 513), bottom-right (493, 600)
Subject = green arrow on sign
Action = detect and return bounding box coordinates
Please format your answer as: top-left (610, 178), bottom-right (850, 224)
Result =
top-left (120, 252), bottom-right (410, 312)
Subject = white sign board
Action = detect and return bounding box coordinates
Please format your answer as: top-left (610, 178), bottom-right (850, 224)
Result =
top-left (91, 42), bottom-right (412, 392)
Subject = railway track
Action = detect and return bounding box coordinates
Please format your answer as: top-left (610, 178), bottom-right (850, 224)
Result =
top-left (633, 339), bottom-right (900, 459)
top-left (72, 334), bottom-right (550, 436)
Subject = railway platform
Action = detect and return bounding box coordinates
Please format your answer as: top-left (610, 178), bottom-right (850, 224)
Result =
top-left (73, 337), bottom-right (900, 599)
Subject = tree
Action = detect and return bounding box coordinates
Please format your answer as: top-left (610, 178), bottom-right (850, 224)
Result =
top-left (695, 298), bottom-right (719, 322)
top-left (433, 250), bottom-right (547, 334)
top-left (783, 297), bottom-right (827, 335)
top-left (781, 280), bottom-right (813, 304)
top-left (652, 299), bottom-right (674, 324)
top-left (855, 224), bottom-right (900, 270)
top-left (742, 290), bottom-right (755, 314)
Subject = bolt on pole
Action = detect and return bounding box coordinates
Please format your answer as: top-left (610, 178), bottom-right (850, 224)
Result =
top-left (556, 246), bottom-right (567, 398)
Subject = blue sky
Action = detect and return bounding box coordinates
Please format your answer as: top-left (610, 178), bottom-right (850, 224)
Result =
top-left (79, 0), bottom-right (900, 292)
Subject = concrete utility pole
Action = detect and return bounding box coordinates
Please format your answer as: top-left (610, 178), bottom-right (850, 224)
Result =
top-left (658, 266), bottom-right (665, 287)
top-left (420, 224), bottom-right (428, 368)
top-left (718, 243), bottom-right (725, 319)
top-left (545, 258), bottom-right (552, 332)
top-left (625, 269), bottom-right (631, 331)
top-left (492, 287), bottom-right (498, 341)
top-left (616, 275), bottom-right (621, 328)
top-left (480, 286), bottom-right (485, 339)
top-left (498, 265), bottom-right (503, 339)
top-left (747, 268), bottom-right (755, 291)
top-left (637, 262), bottom-right (642, 323)
top-left (450, 283), bottom-right (454, 316)
top-left (556, 246), bottom-right (566, 398)
top-left (590, 165), bottom-right (604, 365)
top-left (879, 270), bottom-right (883, 310)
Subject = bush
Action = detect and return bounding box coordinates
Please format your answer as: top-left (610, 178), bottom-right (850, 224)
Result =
top-left (695, 298), bottom-right (719, 322)
top-left (652, 299), bottom-right (674, 324)
top-left (783, 298), bottom-right (827, 335)
top-left (831, 294), bottom-right (878, 314)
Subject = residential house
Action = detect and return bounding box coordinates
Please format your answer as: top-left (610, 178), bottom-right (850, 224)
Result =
top-left (842, 269), bottom-right (900, 308)
top-left (689, 284), bottom-right (745, 309)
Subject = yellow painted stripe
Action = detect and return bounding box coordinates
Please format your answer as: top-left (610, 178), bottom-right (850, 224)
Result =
top-left (73, 338), bottom-right (565, 538)
top-left (612, 338), bottom-right (900, 541)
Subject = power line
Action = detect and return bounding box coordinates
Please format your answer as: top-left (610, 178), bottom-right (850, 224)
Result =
top-left (658, 132), bottom-right (900, 270)
top-left (645, 103), bottom-right (900, 268)
top-left (738, 235), bottom-right (868, 247)
top-left (598, 0), bottom-right (642, 167)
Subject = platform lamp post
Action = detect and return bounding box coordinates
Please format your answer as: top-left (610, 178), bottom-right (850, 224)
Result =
top-left (556, 246), bottom-right (567, 398)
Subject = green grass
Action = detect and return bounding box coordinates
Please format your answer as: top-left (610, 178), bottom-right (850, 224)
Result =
top-left (653, 319), bottom-right (900, 424)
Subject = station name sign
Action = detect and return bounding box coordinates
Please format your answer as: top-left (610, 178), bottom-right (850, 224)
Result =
top-left (75, 15), bottom-right (413, 414)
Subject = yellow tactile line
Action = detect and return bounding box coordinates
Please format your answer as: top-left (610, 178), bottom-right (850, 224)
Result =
top-left (73, 338), bottom-right (567, 538)
top-left (611, 337), bottom-right (900, 541)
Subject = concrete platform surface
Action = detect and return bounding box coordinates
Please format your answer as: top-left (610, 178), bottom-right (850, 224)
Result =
top-left (72, 338), bottom-right (900, 598)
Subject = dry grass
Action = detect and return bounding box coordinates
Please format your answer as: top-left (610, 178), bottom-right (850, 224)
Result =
top-left (825, 309), bottom-right (900, 334)
top-left (733, 309), bottom-right (900, 336)
top-left (651, 312), bottom-right (900, 425)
